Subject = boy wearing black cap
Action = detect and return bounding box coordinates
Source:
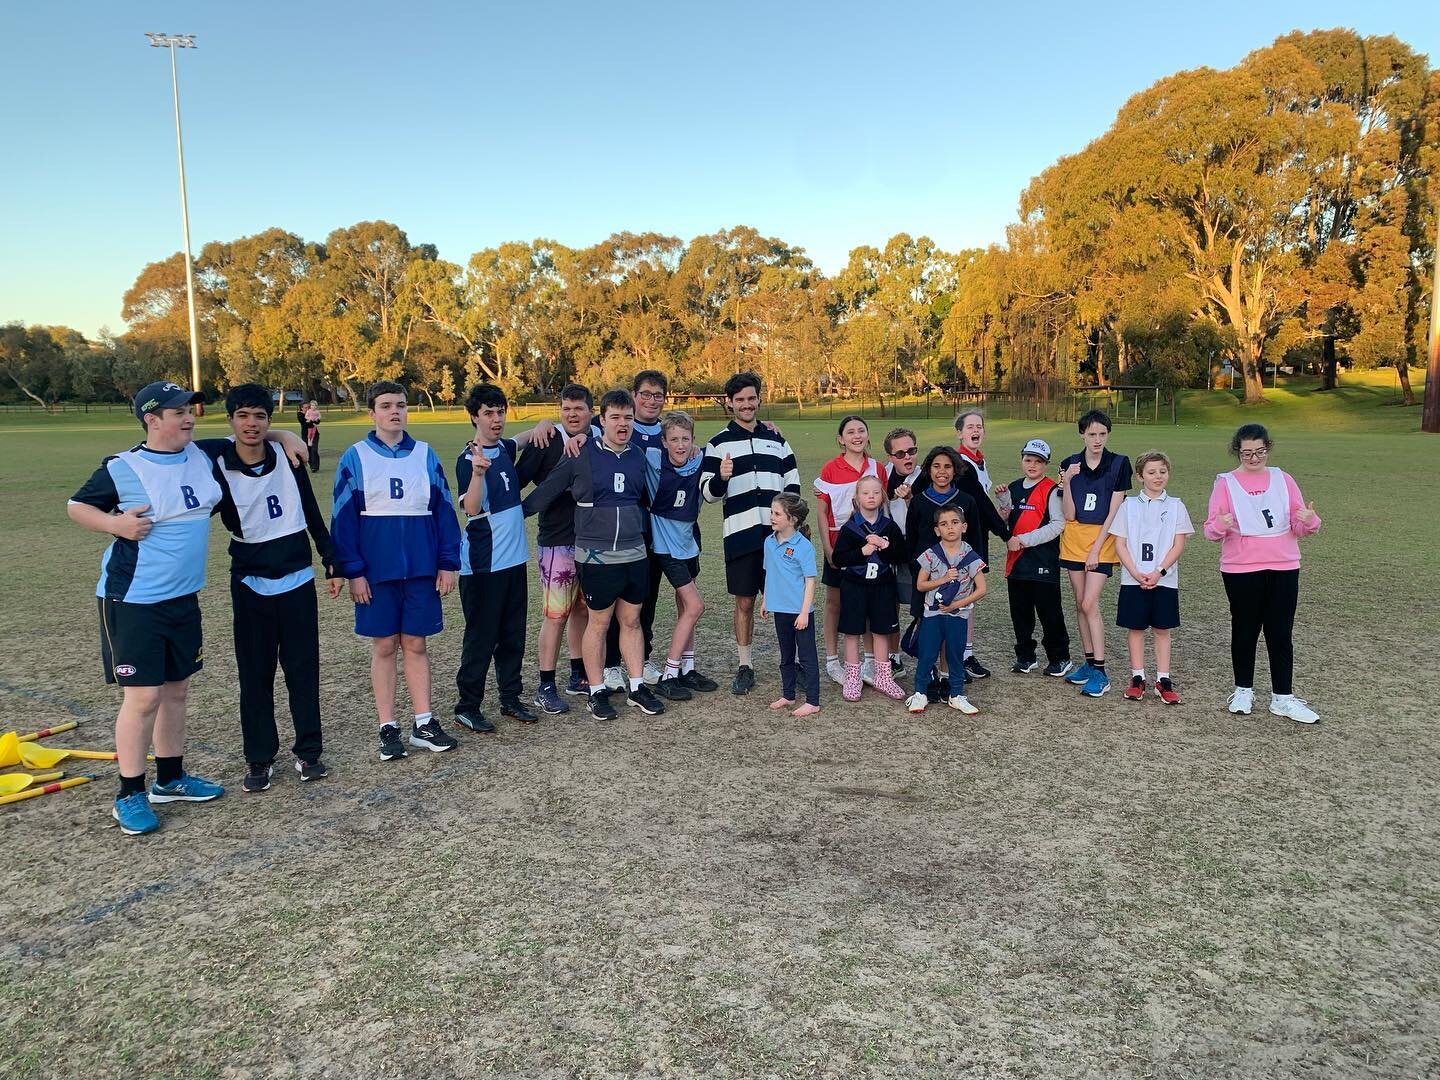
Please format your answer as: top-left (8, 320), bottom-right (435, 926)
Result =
top-left (996, 439), bottom-right (1072, 677)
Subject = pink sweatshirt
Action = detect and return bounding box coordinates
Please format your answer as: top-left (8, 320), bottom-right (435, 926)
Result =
top-left (1203, 468), bottom-right (1321, 573)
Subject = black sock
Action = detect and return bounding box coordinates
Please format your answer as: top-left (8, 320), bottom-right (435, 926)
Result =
top-left (539, 669), bottom-right (556, 688)
top-left (1092, 659), bottom-right (1106, 671)
top-left (118, 773), bottom-right (147, 798)
top-left (1084, 652), bottom-right (1095, 662)
top-left (569, 657), bottom-right (585, 677)
top-left (155, 755), bottom-right (183, 786)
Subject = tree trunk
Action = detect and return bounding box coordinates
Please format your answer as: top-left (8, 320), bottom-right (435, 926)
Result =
top-left (341, 377), bottom-right (361, 410)
top-left (423, 387), bottom-right (436, 411)
top-left (4, 372), bottom-right (49, 410)
top-left (1320, 333), bottom-right (1337, 391)
top-left (1241, 342), bottom-right (1265, 404)
top-left (1397, 362), bottom-right (1415, 406)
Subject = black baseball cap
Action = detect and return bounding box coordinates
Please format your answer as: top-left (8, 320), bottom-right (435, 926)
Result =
top-left (134, 381), bottom-right (204, 422)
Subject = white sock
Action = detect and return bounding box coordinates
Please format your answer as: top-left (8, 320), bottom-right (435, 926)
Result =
top-left (664, 659), bottom-right (681, 680)
top-left (863, 652), bottom-right (874, 666)
top-left (1132, 669), bottom-right (1145, 678)
top-left (738, 644), bottom-right (752, 666)
top-left (590, 685), bottom-right (605, 697)
top-left (414, 712), bottom-right (432, 726)
top-left (1157, 671), bottom-right (1169, 681)
top-left (629, 677), bottom-right (642, 692)
top-left (964, 644), bottom-right (975, 659)
top-left (681, 651), bottom-right (695, 674)
top-left (826, 654), bottom-right (839, 665)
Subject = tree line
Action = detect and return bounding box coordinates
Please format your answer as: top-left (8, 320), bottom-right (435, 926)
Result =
top-left (3, 29), bottom-right (1435, 410)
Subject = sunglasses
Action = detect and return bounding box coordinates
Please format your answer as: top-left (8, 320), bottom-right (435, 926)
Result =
top-left (890, 447), bottom-right (918, 458)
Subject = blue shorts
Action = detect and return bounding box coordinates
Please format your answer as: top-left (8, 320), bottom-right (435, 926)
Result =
top-left (355, 577), bottom-right (444, 638)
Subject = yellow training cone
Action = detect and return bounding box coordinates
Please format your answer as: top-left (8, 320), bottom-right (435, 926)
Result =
top-left (15, 743), bottom-right (136, 769)
top-left (0, 732), bottom-right (19, 768)
top-left (0, 771), bottom-right (64, 795)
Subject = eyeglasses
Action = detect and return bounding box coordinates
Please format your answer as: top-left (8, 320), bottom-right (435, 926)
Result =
top-left (890, 447), bottom-right (918, 458)
top-left (1238, 448), bottom-right (1269, 461)
top-left (635, 390), bottom-right (666, 401)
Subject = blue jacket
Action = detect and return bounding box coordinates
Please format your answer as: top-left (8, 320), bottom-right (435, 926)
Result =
top-left (331, 432), bottom-right (461, 583)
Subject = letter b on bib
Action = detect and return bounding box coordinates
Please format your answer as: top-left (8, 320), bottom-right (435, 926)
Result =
top-left (390, 478), bottom-right (405, 500)
top-left (1083, 493), bottom-right (1097, 513)
top-left (673, 490), bottom-right (686, 508)
top-left (1141, 542), bottom-right (1154, 563)
top-left (613, 473), bottom-right (625, 494)
top-left (266, 494), bottom-right (283, 519)
top-left (181, 485), bottom-right (199, 510)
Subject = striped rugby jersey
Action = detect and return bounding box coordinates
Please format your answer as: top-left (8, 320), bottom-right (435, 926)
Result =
top-left (700, 420), bottom-right (801, 559)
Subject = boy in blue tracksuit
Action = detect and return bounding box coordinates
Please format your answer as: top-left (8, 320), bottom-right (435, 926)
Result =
top-left (331, 380), bottom-right (462, 762)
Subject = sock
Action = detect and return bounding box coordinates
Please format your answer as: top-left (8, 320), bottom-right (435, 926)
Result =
top-left (738, 644), bottom-right (752, 667)
top-left (1133, 669), bottom-right (1145, 678)
top-left (681, 651), bottom-right (695, 674)
top-left (570, 657), bottom-right (585, 677)
top-left (414, 712), bottom-right (432, 727)
top-left (964, 644), bottom-right (975, 660)
top-left (629, 677), bottom-right (642, 692)
top-left (118, 773), bottom-right (147, 799)
top-left (1157, 671), bottom-right (1170, 682)
top-left (1085, 652), bottom-right (1095, 663)
top-left (540, 668), bottom-right (556, 688)
top-left (1092, 659), bottom-right (1106, 671)
top-left (826, 654), bottom-right (839, 665)
top-left (155, 755), bottom-right (183, 787)
top-left (664, 659), bottom-right (681, 680)
top-left (590, 685), bottom-right (605, 697)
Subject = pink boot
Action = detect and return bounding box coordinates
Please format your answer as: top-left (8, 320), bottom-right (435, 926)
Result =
top-left (871, 663), bottom-right (907, 700)
top-left (842, 662), bottom-right (863, 702)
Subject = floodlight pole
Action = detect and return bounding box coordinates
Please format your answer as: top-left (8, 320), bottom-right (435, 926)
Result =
top-left (1423, 205), bottom-right (1440, 432)
top-left (146, 32), bottom-right (202, 396)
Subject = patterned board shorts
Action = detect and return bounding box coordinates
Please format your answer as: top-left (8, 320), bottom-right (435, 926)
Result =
top-left (538, 545), bottom-right (580, 619)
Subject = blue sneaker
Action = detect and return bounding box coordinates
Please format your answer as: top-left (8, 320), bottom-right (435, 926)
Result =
top-left (148, 772), bottom-right (225, 803)
top-left (1064, 660), bottom-right (1093, 685)
top-left (532, 683), bottom-right (570, 715)
top-left (112, 792), bottom-right (160, 835)
top-left (1081, 669), bottom-right (1111, 697)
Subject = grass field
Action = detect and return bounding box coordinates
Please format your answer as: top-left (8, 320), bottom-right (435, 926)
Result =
top-left (1, 398), bottom-right (1438, 1078)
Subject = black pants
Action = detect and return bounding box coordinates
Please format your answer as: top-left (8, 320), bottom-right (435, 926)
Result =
top-left (307, 436), bottom-right (320, 472)
top-left (605, 551), bottom-right (665, 666)
top-left (1222, 569), bottom-right (1299, 694)
top-left (231, 577), bottom-right (322, 765)
top-left (775, 613), bottom-right (820, 706)
top-left (1006, 577), bottom-right (1070, 664)
top-left (457, 565), bottom-right (527, 711)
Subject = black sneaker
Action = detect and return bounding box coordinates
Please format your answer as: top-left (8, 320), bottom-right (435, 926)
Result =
top-left (964, 656), bottom-right (991, 679)
top-left (242, 762), bottom-right (273, 793)
top-left (501, 700), bottom-right (540, 724)
top-left (294, 758), bottom-right (330, 782)
top-left (1044, 659), bottom-right (1075, 678)
top-left (378, 724), bottom-right (409, 761)
top-left (564, 672), bottom-right (591, 696)
top-left (890, 654), bottom-right (906, 677)
top-left (1011, 657), bottom-right (1039, 674)
top-left (587, 689), bottom-right (617, 721)
top-left (679, 668), bottom-right (719, 692)
top-left (455, 710), bottom-right (496, 734)
top-left (926, 679), bottom-right (949, 703)
top-left (628, 685), bottom-right (666, 715)
top-left (654, 676), bottom-right (692, 701)
top-left (409, 721), bottom-right (458, 753)
top-left (731, 665), bottom-right (756, 695)
top-left (533, 684), bottom-right (570, 715)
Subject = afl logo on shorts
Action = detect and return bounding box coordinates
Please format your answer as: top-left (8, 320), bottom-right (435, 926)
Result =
top-left (114, 664), bottom-right (137, 677)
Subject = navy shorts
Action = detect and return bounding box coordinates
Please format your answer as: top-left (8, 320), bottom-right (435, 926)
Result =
top-left (725, 548), bottom-right (765, 598)
top-left (578, 558), bottom-right (649, 611)
top-left (99, 594), bottom-right (203, 687)
top-left (355, 577), bottom-right (444, 638)
top-left (838, 575), bottom-right (900, 636)
top-left (657, 554), bottom-right (701, 589)
top-left (1116, 584), bottom-right (1180, 630)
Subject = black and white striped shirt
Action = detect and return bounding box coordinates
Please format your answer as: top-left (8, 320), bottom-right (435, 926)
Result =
top-left (700, 420), bottom-right (801, 558)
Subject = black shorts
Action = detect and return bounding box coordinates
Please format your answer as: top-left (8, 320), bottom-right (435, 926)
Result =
top-left (821, 559), bottom-right (843, 588)
top-left (1059, 558), bottom-right (1115, 577)
top-left (838, 575), bottom-right (900, 636)
top-left (98, 594), bottom-right (204, 687)
top-left (658, 553), bottom-right (701, 589)
top-left (725, 548), bottom-right (765, 598)
top-left (578, 559), bottom-right (649, 611)
top-left (1116, 584), bottom-right (1180, 630)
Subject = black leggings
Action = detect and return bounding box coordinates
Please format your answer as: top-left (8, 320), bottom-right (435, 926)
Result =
top-left (1221, 569), bottom-right (1299, 695)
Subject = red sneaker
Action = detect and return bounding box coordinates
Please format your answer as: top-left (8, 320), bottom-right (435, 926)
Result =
top-left (1123, 675), bottom-right (1146, 701)
top-left (1155, 678), bottom-right (1181, 705)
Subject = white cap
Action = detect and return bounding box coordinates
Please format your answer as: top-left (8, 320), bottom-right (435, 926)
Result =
top-left (1021, 438), bottom-right (1051, 462)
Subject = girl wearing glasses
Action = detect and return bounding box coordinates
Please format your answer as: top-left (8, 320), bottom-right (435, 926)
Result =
top-left (1204, 423), bottom-right (1322, 724)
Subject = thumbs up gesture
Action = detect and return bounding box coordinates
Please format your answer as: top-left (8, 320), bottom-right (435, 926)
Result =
top-left (1296, 500), bottom-right (1317, 526)
top-left (113, 504), bottom-right (154, 541)
top-left (720, 453), bottom-right (734, 480)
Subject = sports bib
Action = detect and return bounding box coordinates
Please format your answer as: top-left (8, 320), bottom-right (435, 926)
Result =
top-left (357, 439), bottom-right (432, 517)
top-left (1221, 469), bottom-right (1290, 537)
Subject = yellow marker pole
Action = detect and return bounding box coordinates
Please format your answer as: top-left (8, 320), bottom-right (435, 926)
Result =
top-left (0, 774), bottom-right (94, 807)
top-left (17, 722), bottom-right (80, 743)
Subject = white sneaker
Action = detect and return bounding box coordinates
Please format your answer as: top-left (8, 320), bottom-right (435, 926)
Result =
top-left (1227, 687), bottom-right (1254, 715)
top-left (603, 666), bottom-right (626, 691)
top-left (860, 657), bottom-right (877, 686)
top-left (948, 694), bottom-right (979, 715)
top-left (642, 661), bottom-right (662, 686)
top-left (826, 658), bottom-right (846, 686)
top-left (905, 692), bottom-right (928, 714)
top-left (1270, 694), bottom-right (1319, 724)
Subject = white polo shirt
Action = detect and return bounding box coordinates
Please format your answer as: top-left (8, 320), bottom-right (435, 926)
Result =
top-left (1108, 491), bottom-right (1193, 588)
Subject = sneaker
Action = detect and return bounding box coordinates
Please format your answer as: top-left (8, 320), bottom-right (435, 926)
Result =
top-left (964, 656), bottom-right (991, 679)
top-left (112, 791), bottom-right (160, 835)
top-left (906, 692), bottom-right (928, 714)
top-left (1227, 687), bottom-right (1254, 715)
top-left (409, 721), bottom-right (457, 753)
top-left (947, 694), bottom-right (979, 715)
top-left (1270, 694), bottom-right (1319, 724)
top-left (378, 724), bottom-right (409, 760)
top-left (295, 758), bottom-right (330, 782)
top-left (731, 665), bottom-right (755, 695)
top-left (1065, 660), bottom-right (1093, 685)
top-left (148, 772), bottom-right (225, 803)
top-left (533, 684), bottom-right (571, 715)
top-left (1155, 678), bottom-right (1181, 706)
top-left (871, 664), bottom-right (907, 701)
top-left (455, 710), bottom-right (496, 734)
top-left (628, 685), bottom-right (666, 715)
top-left (1123, 676), bottom-right (1146, 701)
top-left (654, 676), bottom-right (693, 701)
top-left (501, 700), bottom-right (540, 724)
top-left (826, 657), bottom-right (846, 686)
top-left (587, 689), bottom-right (617, 721)
top-left (603, 666), bottom-right (626, 691)
top-left (860, 657), bottom-right (877, 686)
top-left (1081, 670), bottom-right (1111, 698)
top-left (926, 679), bottom-right (949, 703)
top-left (1011, 657), bottom-right (1038, 674)
top-left (642, 660), bottom-right (663, 686)
top-left (890, 654), bottom-right (906, 677)
top-left (842, 662), bottom-right (862, 702)
top-left (679, 668), bottom-right (719, 693)
top-left (564, 672), bottom-right (591, 696)
top-left (1044, 659), bottom-right (1074, 678)
top-left (242, 763), bottom-right (273, 793)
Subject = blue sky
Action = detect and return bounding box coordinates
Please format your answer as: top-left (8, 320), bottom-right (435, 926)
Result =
top-left (2, 1), bottom-right (1436, 337)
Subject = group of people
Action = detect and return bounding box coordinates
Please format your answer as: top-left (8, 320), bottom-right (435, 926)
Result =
top-left (66, 372), bottom-right (1323, 838)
